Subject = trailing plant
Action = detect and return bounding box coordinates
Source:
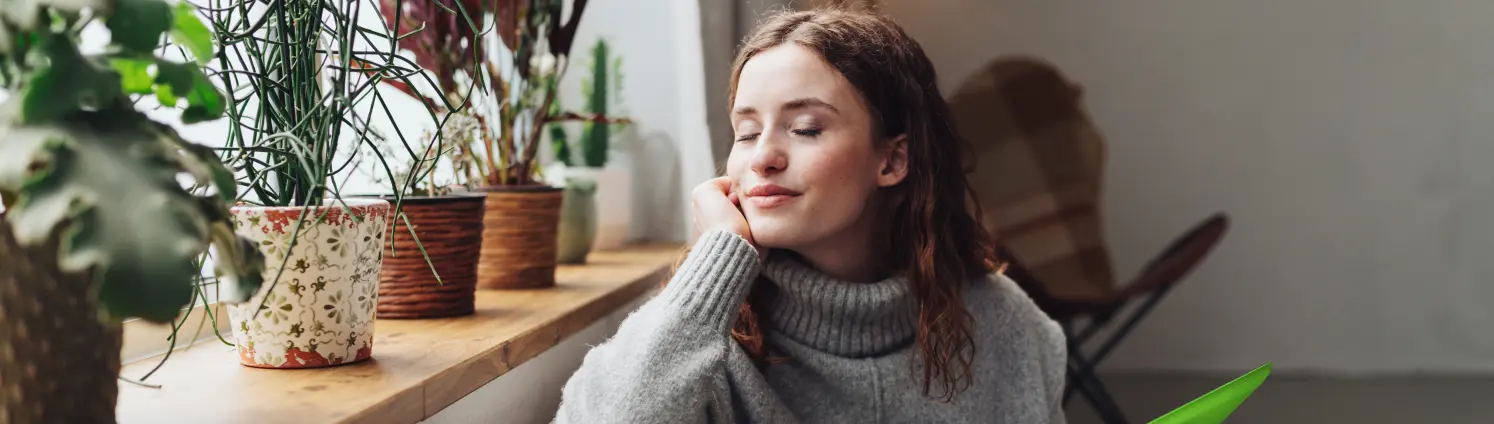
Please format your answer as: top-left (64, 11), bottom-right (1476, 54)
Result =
top-left (0, 0), bottom-right (264, 324)
top-left (197, 0), bottom-right (455, 320)
top-left (202, 0), bottom-right (443, 208)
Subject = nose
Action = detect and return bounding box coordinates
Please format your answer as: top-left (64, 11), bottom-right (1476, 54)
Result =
top-left (749, 131), bottom-right (787, 176)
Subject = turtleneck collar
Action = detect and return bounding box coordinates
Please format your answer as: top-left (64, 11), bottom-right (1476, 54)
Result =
top-left (760, 254), bottom-right (918, 358)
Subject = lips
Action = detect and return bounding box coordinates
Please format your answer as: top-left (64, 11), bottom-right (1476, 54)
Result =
top-left (746, 184), bottom-right (801, 197)
top-left (744, 184), bottom-right (801, 209)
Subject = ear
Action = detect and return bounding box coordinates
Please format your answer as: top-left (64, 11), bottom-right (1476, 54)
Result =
top-left (876, 134), bottom-right (910, 187)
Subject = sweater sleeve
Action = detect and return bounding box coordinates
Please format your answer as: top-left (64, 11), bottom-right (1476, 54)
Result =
top-left (555, 230), bottom-right (761, 424)
top-left (1043, 318), bottom-right (1069, 424)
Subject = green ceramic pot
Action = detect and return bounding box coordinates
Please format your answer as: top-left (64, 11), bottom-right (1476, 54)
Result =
top-left (556, 169), bottom-right (599, 264)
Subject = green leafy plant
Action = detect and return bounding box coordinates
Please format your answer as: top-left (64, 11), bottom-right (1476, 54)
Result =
top-left (0, 0), bottom-right (263, 324)
top-left (0, 1), bottom-right (263, 421)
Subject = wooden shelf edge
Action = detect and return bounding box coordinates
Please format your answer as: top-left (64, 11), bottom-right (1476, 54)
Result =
top-left (116, 244), bottom-right (681, 424)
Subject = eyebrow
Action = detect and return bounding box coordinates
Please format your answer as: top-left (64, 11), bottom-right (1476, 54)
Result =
top-left (732, 97), bottom-right (839, 117)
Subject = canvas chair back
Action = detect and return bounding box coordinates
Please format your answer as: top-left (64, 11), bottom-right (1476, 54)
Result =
top-left (948, 56), bottom-right (1116, 301)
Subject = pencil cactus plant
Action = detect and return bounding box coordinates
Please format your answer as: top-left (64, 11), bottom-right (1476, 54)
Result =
top-left (0, 0), bottom-right (261, 422)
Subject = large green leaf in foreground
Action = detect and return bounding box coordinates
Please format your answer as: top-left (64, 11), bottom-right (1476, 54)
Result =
top-left (0, 100), bottom-right (261, 323)
top-left (1150, 363), bottom-right (1272, 424)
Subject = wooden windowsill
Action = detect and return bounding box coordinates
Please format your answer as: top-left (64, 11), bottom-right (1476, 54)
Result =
top-left (116, 244), bottom-right (681, 424)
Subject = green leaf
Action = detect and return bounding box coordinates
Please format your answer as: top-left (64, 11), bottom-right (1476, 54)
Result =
top-left (110, 58), bottom-right (154, 94)
top-left (106, 0), bottom-right (172, 53)
top-left (169, 2), bottom-right (213, 64)
top-left (22, 34), bottom-right (121, 123)
top-left (210, 225), bottom-right (264, 303)
top-left (1150, 362), bottom-right (1272, 424)
top-left (155, 83), bottom-right (176, 107)
top-left (0, 100), bottom-right (264, 323)
top-left (179, 142), bottom-right (236, 202)
top-left (154, 60), bottom-right (224, 123)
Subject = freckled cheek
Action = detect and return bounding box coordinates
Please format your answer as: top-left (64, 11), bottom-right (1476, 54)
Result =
top-left (797, 151), bottom-right (863, 188)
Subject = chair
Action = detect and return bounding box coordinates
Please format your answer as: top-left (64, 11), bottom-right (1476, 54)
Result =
top-left (947, 57), bottom-right (1231, 423)
top-left (998, 215), bottom-right (1229, 423)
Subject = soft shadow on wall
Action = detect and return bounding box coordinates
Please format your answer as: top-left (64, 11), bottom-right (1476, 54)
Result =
top-left (629, 130), bottom-right (688, 243)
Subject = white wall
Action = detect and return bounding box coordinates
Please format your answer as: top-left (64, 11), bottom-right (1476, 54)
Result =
top-left (550, 0), bottom-right (717, 243)
top-left (884, 0), bottom-right (1494, 375)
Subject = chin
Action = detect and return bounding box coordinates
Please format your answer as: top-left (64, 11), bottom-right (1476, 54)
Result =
top-left (744, 216), bottom-right (812, 249)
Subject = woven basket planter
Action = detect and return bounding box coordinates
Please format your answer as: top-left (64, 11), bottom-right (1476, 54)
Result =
top-left (376, 193), bottom-right (485, 319)
top-left (476, 185), bottom-right (563, 289)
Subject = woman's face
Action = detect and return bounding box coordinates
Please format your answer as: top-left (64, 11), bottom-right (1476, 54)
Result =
top-left (727, 44), bottom-right (907, 250)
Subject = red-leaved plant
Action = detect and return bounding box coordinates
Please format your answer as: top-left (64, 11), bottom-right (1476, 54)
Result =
top-left (371, 0), bottom-right (628, 187)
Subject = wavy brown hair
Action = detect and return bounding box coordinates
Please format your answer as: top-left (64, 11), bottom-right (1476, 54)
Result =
top-left (672, 7), bottom-right (999, 402)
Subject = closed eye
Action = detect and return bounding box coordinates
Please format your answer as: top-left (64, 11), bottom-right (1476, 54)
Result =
top-left (792, 128), bottom-right (823, 137)
top-left (736, 133), bottom-right (760, 142)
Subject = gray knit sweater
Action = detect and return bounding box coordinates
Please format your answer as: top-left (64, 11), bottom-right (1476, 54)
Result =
top-left (556, 230), bottom-right (1068, 423)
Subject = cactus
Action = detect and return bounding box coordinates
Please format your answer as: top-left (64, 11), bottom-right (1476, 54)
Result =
top-left (580, 39), bottom-right (617, 168)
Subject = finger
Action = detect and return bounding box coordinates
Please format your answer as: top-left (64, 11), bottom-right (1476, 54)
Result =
top-left (727, 191), bottom-right (739, 206)
top-left (709, 176), bottom-right (733, 193)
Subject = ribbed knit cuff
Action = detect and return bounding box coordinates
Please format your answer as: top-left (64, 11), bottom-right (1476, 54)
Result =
top-left (655, 229), bottom-right (761, 333)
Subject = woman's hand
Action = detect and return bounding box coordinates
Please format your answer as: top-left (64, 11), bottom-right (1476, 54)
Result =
top-left (692, 176), bottom-right (754, 245)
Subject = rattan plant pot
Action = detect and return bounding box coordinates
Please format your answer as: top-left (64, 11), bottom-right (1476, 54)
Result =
top-left (476, 185), bottom-right (564, 289)
top-left (375, 193), bottom-right (485, 319)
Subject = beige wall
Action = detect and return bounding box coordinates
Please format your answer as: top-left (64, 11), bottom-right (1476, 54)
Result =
top-left (885, 0), bottom-right (1494, 375)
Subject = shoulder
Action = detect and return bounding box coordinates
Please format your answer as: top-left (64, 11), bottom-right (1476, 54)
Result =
top-left (963, 272), bottom-right (1063, 340)
top-left (963, 272), bottom-right (1067, 372)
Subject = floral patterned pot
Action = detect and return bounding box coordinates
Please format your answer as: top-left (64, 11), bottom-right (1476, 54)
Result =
top-left (227, 199), bottom-right (390, 369)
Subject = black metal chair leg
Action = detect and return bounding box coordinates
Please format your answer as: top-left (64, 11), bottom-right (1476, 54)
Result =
top-left (1069, 361), bottom-right (1131, 424)
top-left (1093, 289), bottom-right (1176, 365)
top-left (1068, 333), bottom-right (1133, 423)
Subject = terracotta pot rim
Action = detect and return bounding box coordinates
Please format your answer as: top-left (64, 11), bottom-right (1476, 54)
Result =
top-left (349, 192), bottom-right (487, 204)
top-left (231, 198), bottom-right (389, 211)
top-left (475, 184), bottom-right (562, 193)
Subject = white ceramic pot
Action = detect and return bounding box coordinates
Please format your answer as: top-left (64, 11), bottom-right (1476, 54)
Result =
top-left (227, 199), bottom-right (390, 369)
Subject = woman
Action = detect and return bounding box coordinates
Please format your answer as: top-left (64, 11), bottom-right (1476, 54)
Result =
top-left (557, 8), bottom-right (1067, 424)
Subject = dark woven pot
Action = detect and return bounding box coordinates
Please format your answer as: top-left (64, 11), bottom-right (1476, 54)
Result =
top-left (376, 193), bottom-right (485, 319)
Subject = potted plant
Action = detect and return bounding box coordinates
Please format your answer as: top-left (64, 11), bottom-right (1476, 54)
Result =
top-left (333, 0), bottom-right (493, 319)
top-left (0, 1), bottom-right (262, 421)
top-left (202, 0), bottom-right (428, 368)
top-left (361, 123), bottom-right (487, 319)
top-left (549, 38), bottom-right (632, 263)
top-left (387, 0), bottom-right (623, 289)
